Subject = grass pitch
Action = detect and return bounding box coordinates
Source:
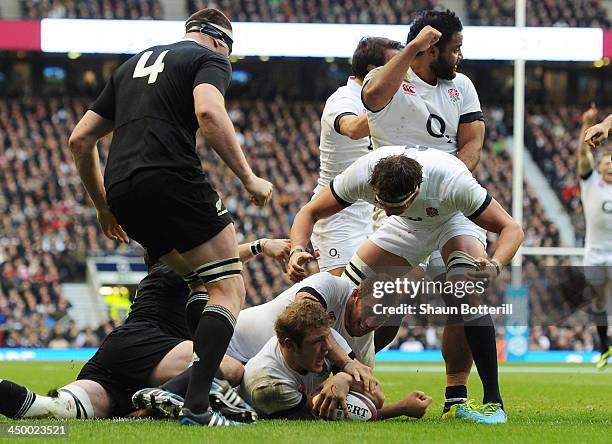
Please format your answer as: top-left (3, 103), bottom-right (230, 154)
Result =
top-left (0, 361), bottom-right (610, 443)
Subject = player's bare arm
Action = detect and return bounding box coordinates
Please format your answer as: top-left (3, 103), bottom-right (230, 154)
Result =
top-left (194, 83), bottom-right (273, 206)
top-left (378, 390), bottom-right (433, 419)
top-left (238, 238), bottom-right (290, 264)
top-left (584, 113), bottom-right (612, 148)
top-left (338, 114), bottom-right (370, 140)
top-left (288, 186), bottom-right (346, 281)
top-left (69, 110), bottom-right (129, 243)
top-left (456, 119), bottom-right (485, 172)
top-left (578, 105), bottom-right (598, 177)
top-left (362, 26), bottom-right (441, 112)
top-left (468, 198), bottom-right (524, 279)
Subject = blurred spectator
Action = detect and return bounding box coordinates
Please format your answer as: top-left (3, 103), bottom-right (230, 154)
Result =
top-left (467, 0), bottom-right (610, 27)
top-left (20, 0), bottom-right (162, 20)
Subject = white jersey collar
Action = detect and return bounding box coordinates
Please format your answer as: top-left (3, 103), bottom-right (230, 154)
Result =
top-left (408, 67), bottom-right (437, 90)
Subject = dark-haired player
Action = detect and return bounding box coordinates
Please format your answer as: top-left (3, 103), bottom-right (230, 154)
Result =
top-left (360, 9), bottom-right (493, 421)
top-left (69, 8), bottom-right (273, 426)
top-left (288, 146), bottom-right (523, 423)
top-left (310, 37), bottom-right (402, 275)
top-left (0, 239), bottom-right (289, 421)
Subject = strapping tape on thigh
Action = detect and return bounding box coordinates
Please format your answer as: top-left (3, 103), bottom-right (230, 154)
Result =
top-left (446, 250), bottom-right (479, 279)
top-left (195, 257), bottom-right (242, 283)
top-left (342, 254), bottom-right (374, 287)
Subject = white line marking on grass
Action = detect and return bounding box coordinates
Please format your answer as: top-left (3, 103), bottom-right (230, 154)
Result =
top-left (375, 365), bottom-right (607, 374)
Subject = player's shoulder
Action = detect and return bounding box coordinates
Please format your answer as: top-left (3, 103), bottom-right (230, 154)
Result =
top-left (446, 72), bottom-right (476, 91)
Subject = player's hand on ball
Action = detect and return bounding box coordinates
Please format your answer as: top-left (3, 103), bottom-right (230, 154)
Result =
top-left (97, 208), bottom-right (129, 243)
top-left (244, 175), bottom-right (273, 206)
top-left (398, 390), bottom-right (432, 418)
top-left (313, 373), bottom-right (351, 419)
top-left (410, 25), bottom-right (442, 53)
top-left (584, 122), bottom-right (609, 148)
top-left (287, 250), bottom-right (314, 282)
top-left (342, 360), bottom-right (379, 394)
top-left (262, 239), bottom-right (291, 271)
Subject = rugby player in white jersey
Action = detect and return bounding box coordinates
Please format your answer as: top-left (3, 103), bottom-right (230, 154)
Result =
top-left (360, 9), bottom-right (490, 420)
top-left (136, 271), bottom-right (394, 415)
top-left (241, 299), bottom-right (432, 420)
top-left (288, 146), bottom-right (524, 423)
top-left (577, 105), bottom-right (612, 369)
top-left (311, 37), bottom-right (402, 275)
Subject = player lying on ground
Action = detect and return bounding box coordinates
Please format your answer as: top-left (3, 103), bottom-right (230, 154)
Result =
top-left (288, 145), bottom-right (524, 424)
top-left (132, 270), bottom-right (395, 416)
top-left (0, 238), bottom-right (289, 421)
top-left (140, 299), bottom-right (433, 421)
top-left (577, 105), bottom-right (612, 370)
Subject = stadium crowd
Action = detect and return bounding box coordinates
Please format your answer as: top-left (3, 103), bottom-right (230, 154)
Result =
top-left (1, 92), bottom-right (599, 351)
top-left (14, 0), bottom-right (610, 27)
top-left (466, 0), bottom-right (611, 27)
top-left (19, 0), bottom-right (162, 19)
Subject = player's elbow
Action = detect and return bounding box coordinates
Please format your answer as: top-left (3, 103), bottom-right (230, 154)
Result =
top-left (195, 102), bottom-right (224, 126)
top-left (68, 131), bottom-right (90, 156)
top-left (506, 220), bottom-right (524, 244)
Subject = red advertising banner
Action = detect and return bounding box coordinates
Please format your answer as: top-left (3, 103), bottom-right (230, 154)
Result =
top-left (0, 21), bottom-right (41, 51)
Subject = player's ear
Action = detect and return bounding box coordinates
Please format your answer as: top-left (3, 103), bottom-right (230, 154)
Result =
top-left (427, 44), bottom-right (439, 60)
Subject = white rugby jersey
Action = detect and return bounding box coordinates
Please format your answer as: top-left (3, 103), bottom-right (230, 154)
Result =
top-left (316, 76), bottom-right (372, 191)
top-left (364, 67), bottom-right (483, 153)
top-left (240, 331), bottom-right (352, 416)
top-left (227, 272), bottom-right (375, 367)
top-left (330, 146), bottom-right (491, 225)
top-left (580, 170), bottom-right (612, 252)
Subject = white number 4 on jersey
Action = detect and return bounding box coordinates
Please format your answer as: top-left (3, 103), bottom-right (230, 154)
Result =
top-left (133, 50), bottom-right (169, 84)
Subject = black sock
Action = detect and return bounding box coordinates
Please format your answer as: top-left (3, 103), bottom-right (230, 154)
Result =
top-left (0, 380), bottom-right (33, 419)
top-left (161, 367), bottom-right (224, 398)
top-left (444, 385), bottom-right (467, 411)
top-left (593, 311), bottom-right (609, 353)
top-left (183, 305), bottom-right (236, 414)
top-left (463, 315), bottom-right (503, 407)
top-left (185, 292), bottom-right (209, 339)
top-left (597, 326), bottom-right (609, 353)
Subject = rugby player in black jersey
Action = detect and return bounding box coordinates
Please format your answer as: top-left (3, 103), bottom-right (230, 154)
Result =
top-left (68, 8), bottom-right (273, 426)
top-left (0, 239), bottom-right (289, 421)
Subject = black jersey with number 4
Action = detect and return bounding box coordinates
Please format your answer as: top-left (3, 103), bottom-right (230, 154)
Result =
top-left (91, 39), bottom-right (232, 192)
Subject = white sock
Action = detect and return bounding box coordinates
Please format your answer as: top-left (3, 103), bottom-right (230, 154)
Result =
top-left (22, 384), bottom-right (95, 419)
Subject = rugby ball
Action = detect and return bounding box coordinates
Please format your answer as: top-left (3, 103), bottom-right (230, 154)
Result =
top-left (332, 391), bottom-right (377, 421)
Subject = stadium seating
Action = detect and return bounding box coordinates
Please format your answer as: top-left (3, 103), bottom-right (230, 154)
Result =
top-left (18, 0), bottom-right (609, 28)
top-left (467, 0), bottom-right (611, 27)
top-left (19, 0), bottom-right (163, 20)
top-left (2, 94), bottom-right (596, 350)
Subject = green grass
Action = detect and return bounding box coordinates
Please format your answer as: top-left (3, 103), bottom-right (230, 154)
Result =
top-left (1, 361), bottom-right (610, 443)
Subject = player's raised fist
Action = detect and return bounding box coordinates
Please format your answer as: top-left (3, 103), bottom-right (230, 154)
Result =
top-left (582, 103), bottom-right (598, 125)
top-left (409, 25), bottom-right (442, 53)
top-left (244, 175), bottom-right (273, 206)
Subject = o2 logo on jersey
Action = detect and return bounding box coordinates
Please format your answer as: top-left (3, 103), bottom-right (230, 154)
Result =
top-left (447, 88), bottom-right (461, 103)
top-left (402, 84), bottom-right (417, 95)
top-left (329, 248), bottom-right (340, 258)
top-left (426, 114), bottom-right (456, 145)
top-left (603, 201), bottom-right (612, 214)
